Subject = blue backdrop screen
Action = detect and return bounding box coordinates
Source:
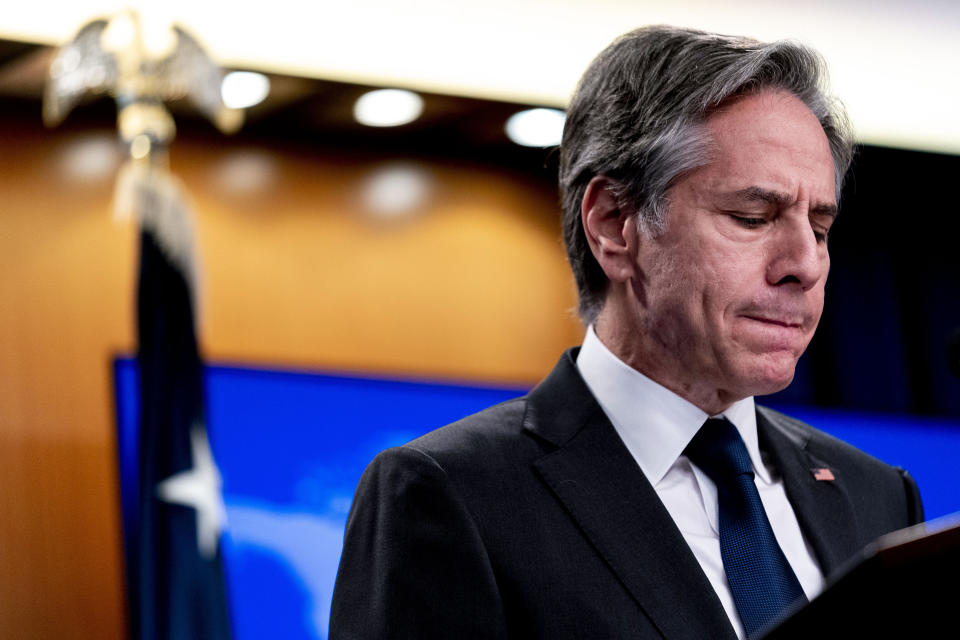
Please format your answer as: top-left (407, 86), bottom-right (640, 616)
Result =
top-left (113, 358), bottom-right (960, 640)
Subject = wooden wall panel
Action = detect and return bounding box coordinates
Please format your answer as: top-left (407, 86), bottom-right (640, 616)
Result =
top-left (0, 113), bottom-right (582, 638)
top-left (174, 143), bottom-right (583, 382)
top-left (0, 123), bottom-right (133, 638)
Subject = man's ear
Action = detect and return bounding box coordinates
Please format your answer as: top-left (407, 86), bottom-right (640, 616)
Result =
top-left (582, 176), bottom-right (637, 284)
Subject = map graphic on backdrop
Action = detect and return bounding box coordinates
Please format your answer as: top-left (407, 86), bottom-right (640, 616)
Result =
top-left (113, 359), bottom-right (960, 640)
top-left (114, 360), bottom-right (525, 639)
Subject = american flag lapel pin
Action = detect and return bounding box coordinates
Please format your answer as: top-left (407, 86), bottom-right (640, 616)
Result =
top-left (812, 467), bottom-right (835, 481)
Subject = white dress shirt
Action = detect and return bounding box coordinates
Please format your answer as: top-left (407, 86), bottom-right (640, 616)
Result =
top-left (576, 326), bottom-right (824, 639)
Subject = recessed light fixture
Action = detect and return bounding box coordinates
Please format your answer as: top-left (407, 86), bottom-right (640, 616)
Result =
top-left (505, 108), bottom-right (566, 147)
top-left (221, 71), bottom-right (271, 109)
top-left (212, 150), bottom-right (278, 196)
top-left (362, 163), bottom-right (431, 219)
top-left (353, 89), bottom-right (424, 127)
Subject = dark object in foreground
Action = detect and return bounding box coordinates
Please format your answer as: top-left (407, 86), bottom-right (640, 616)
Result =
top-left (760, 516), bottom-right (960, 639)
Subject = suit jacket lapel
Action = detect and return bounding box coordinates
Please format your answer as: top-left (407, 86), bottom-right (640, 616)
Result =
top-left (525, 351), bottom-right (737, 640)
top-left (756, 406), bottom-right (862, 577)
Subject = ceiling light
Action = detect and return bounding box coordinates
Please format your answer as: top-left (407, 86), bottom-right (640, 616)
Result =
top-left (353, 89), bottom-right (424, 127)
top-left (221, 71), bottom-right (271, 109)
top-left (212, 150), bottom-right (278, 195)
top-left (505, 108), bottom-right (566, 147)
top-left (362, 163), bottom-right (431, 218)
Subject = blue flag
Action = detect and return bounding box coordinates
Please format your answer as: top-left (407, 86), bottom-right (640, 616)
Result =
top-left (128, 164), bottom-right (232, 640)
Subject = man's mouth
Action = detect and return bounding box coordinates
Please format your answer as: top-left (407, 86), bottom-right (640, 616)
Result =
top-left (743, 315), bottom-right (803, 329)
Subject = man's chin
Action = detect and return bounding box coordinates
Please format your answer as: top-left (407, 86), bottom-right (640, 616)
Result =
top-left (752, 375), bottom-right (795, 397)
top-left (735, 354), bottom-right (799, 397)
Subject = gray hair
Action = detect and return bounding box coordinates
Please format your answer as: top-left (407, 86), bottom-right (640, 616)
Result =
top-left (559, 25), bottom-right (855, 324)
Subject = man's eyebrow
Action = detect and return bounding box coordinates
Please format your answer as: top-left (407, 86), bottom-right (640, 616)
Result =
top-left (726, 186), bottom-right (838, 217)
top-left (733, 186), bottom-right (792, 206)
top-left (810, 202), bottom-right (839, 218)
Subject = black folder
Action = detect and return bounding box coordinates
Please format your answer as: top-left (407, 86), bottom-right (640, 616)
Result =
top-left (760, 515), bottom-right (960, 639)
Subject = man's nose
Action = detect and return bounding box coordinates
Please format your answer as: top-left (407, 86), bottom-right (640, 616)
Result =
top-left (765, 214), bottom-right (827, 289)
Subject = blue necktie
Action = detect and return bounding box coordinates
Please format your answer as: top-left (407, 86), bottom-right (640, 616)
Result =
top-left (684, 417), bottom-right (806, 639)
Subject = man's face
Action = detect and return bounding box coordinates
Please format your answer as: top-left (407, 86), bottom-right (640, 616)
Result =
top-left (630, 90), bottom-right (836, 408)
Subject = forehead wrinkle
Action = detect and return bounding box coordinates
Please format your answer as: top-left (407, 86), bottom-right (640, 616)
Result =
top-left (706, 91), bottom-right (837, 204)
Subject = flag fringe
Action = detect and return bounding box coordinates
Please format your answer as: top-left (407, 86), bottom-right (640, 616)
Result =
top-left (115, 160), bottom-right (201, 308)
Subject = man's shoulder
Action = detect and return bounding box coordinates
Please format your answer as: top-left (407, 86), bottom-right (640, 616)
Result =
top-left (358, 394), bottom-right (556, 513)
top-left (757, 404), bottom-right (924, 528)
top-left (402, 395), bottom-right (536, 464)
top-left (397, 349), bottom-right (589, 463)
top-left (757, 404), bottom-right (913, 484)
top-left (756, 405), bottom-right (846, 448)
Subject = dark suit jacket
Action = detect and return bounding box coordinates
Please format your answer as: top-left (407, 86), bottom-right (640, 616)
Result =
top-left (330, 350), bottom-right (923, 639)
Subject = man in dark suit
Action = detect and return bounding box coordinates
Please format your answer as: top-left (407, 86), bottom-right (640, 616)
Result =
top-left (330, 26), bottom-right (923, 639)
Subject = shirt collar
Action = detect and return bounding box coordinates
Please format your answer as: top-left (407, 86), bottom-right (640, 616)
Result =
top-left (576, 325), bottom-right (768, 485)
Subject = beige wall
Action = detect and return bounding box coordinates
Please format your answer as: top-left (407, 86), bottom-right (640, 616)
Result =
top-left (0, 113), bottom-right (582, 637)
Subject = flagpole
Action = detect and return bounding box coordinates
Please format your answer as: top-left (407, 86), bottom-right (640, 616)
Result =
top-left (44, 11), bottom-right (241, 639)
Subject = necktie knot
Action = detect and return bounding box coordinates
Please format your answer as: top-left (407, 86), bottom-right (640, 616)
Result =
top-left (685, 417), bottom-right (753, 480)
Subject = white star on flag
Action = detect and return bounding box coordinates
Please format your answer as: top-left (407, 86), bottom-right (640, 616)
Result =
top-left (156, 423), bottom-right (227, 559)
